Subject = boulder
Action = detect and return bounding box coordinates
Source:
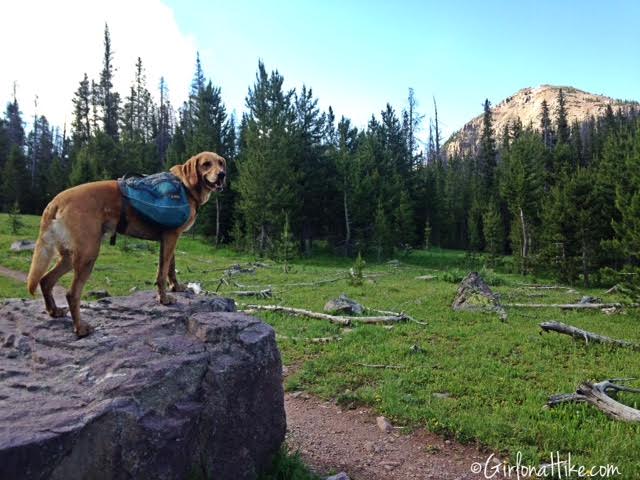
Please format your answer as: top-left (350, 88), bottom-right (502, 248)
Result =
top-left (578, 295), bottom-right (602, 304)
top-left (324, 294), bottom-right (363, 315)
top-left (452, 272), bottom-right (507, 320)
top-left (0, 291), bottom-right (285, 480)
top-left (326, 473), bottom-right (351, 480)
top-left (10, 240), bottom-right (36, 252)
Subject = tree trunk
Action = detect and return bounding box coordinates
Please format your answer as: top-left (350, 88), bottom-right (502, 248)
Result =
top-left (581, 230), bottom-right (589, 287)
top-left (215, 197), bottom-right (221, 247)
top-left (259, 223), bottom-right (266, 253)
top-left (343, 190), bottom-right (351, 256)
top-left (519, 207), bottom-right (528, 259)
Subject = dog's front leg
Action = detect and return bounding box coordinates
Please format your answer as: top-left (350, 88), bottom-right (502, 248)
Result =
top-left (168, 254), bottom-right (187, 292)
top-left (156, 233), bottom-right (179, 305)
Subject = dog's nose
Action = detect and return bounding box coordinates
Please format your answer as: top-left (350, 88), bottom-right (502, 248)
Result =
top-left (218, 171), bottom-right (226, 181)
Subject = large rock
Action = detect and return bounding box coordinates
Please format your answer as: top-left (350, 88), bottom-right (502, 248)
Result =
top-left (452, 272), bottom-right (507, 320)
top-left (324, 294), bottom-right (363, 315)
top-left (0, 291), bottom-right (286, 480)
top-left (10, 240), bottom-right (36, 252)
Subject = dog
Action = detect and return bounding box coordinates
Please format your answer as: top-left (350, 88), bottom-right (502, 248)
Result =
top-left (27, 151), bottom-right (227, 337)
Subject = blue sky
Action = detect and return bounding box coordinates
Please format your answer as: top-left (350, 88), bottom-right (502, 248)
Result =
top-left (163, 0), bottom-right (640, 141)
top-left (2, 0), bottom-right (639, 144)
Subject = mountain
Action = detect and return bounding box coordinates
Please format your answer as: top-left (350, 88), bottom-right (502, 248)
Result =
top-left (444, 85), bottom-right (638, 158)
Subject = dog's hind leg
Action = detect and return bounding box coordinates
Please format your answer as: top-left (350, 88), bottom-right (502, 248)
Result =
top-left (67, 252), bottom-right (98, 338)
top-left (40, 251), bottom-right (72, 317)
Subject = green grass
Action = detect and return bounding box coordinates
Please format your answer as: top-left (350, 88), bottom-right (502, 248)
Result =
top-left (1, 213), bottom-right (639, 476)
top-left (258, 447), bottom-right (321, 480)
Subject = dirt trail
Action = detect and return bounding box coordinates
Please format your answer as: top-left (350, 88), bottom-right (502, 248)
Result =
top-left (286, 392), bottom-right (501, 479)
top-left (0, 264), bottom-right (500, 479)
top-left (0, 265), bottom-right (66, 302)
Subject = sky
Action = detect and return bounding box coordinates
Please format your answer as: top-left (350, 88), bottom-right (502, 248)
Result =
top-left (2, 0), bottom-right (639, 145)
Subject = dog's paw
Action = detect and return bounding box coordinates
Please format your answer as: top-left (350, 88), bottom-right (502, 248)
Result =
top-left (74, 321), bottom-right (94, 338)
top-left (170, 283), bottom-right (188, 293)
top-left (157, 293), bottom-right (177, 305)
top-left (48, 306), bottom-right (69, 318)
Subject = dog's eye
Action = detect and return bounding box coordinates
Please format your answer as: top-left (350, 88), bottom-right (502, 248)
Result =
top-left (202, 161), bottom-right (212, 168)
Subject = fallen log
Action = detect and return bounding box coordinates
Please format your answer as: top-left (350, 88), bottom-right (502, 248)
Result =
top-left (241, 304), bottom-right (409, 325)
top-left (547, 379), bottom-right (640, 422)
top-left (276, 334), bottom-right (341, 343)
top-left (356, 363), bottom-right (405, 370)
top-left (504, 302), bottom-right (627, 310)
top-left (540, 321), bottom-right (639, 349)
top-left (517, 283), bottom-right (576, 290)
top-left (231, 288), bottom-right (272, 298)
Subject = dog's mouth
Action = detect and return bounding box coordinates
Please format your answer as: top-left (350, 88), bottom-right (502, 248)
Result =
top-left (204, 174), bottom-right (225, 192)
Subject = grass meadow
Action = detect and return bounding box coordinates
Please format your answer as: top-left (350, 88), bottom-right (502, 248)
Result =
top-left (1, 213), bottom-right (639, 477)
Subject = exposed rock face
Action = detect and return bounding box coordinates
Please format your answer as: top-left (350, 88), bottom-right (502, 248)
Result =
top-left (0, 291), bottom-right (286, 480)
top-left (445, 85), bottom-right (638, 158)
top-left (452, 272), bottom-right (506, 320)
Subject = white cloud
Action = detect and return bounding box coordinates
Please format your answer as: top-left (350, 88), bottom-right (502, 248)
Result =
top-left (0, 0), bottom-right (197, 131)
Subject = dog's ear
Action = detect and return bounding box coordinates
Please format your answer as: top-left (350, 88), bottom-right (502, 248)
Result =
top-left (170, 155), bottom-right (200, 190)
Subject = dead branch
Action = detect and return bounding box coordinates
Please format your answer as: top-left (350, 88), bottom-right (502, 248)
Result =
top-left (547, 379), bottom-right (640, 422)
top-left (231, 288), bottom-right (272, 298)
top-left (366, 307), bottom-right (427, 325)
top-left (276, 334), bottom-right (341, 343)
top-left (504, 302), bottom-right (628, 310)
top-left (215, 276), bottom-right (229, 293)
top-left (281, 276), bottom-right (347, 287)
top-left (356, 363), bottom-right (405, 369)
top-left (605, 284), bottom-right (620, 295)
top-left (240, 304), bottom-right (409, 325)
top-left (539, 321), bottom-right (639, 350)
top-left (517, 284), bottom-right (576, 290)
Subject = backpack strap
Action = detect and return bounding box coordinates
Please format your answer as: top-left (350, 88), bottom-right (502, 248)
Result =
top-left (110, 178), bottom-right (131, 245)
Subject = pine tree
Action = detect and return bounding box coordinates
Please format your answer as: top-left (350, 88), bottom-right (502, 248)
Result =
top-left (555, 88), bottom-right (569, 145)
top-left (482, 202), bottom-right (504, 261)
top-left (333, 116), bottom-right (358, 255)
top-left (467, 199), bottom-right (484, 252)
top-left (395, 188), bottom-right (415, 247)
top-left (156, 76), bottom-right (172, 165)
top-left (5, 95), bottom-right (25, 149)
top-left (8, 201), bottom-right (24, 234)
top-left (294, 85), bottom-right (327, 254)
top-left (236, 61), bottom-right (299, 254)
top-left (478, 99), bottom-right (497, 195)
top-left (423, 221), bottom-right (432, 249)
top-left (277, 212), bottom-right (297, 272)
top-left (98, 24), bottom-right (120, 141)
top-left (2, 146), bottom-right (29, 211)
top-left (373, 199), bottom-right (393, 260)
top-left (610, 124), bottom-right (640, 296)
top-left (71, 73), bottom-right (92, 149)
top-left (26, 115), bottom-right (55, 211)
top-left (499, 131), bottom-right (545, 272)
top-left (540, 99), bottom-right (553, 149)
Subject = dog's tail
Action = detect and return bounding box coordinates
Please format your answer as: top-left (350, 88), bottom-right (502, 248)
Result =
top-left (27, 204), bottom-right (58, 295)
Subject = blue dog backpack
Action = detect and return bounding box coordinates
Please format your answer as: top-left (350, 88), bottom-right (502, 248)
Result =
top-left (117, 172), bottom-right (191, 229)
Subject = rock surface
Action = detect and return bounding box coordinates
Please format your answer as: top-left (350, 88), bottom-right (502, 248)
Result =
top-left (324, 294), bottom-right (364, 315)
top-left (0, 291), bottom-right (285, 480)
top-left (452, 272), bottom-right (507, 320)
top-left (445, 84), bottom-right (638, 158)
top-left (9, 240), bottom-right (36, 252)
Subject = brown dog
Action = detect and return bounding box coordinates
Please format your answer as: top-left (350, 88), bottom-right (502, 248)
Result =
top-left (27, 151), bottom-right (226, 337)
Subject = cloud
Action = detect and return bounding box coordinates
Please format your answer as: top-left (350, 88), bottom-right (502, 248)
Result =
top-left (0, 0), bottom-right (196, 131)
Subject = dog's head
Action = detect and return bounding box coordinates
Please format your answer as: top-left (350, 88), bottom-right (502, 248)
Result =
top-left (171, 152), bottom-right (227, 202)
